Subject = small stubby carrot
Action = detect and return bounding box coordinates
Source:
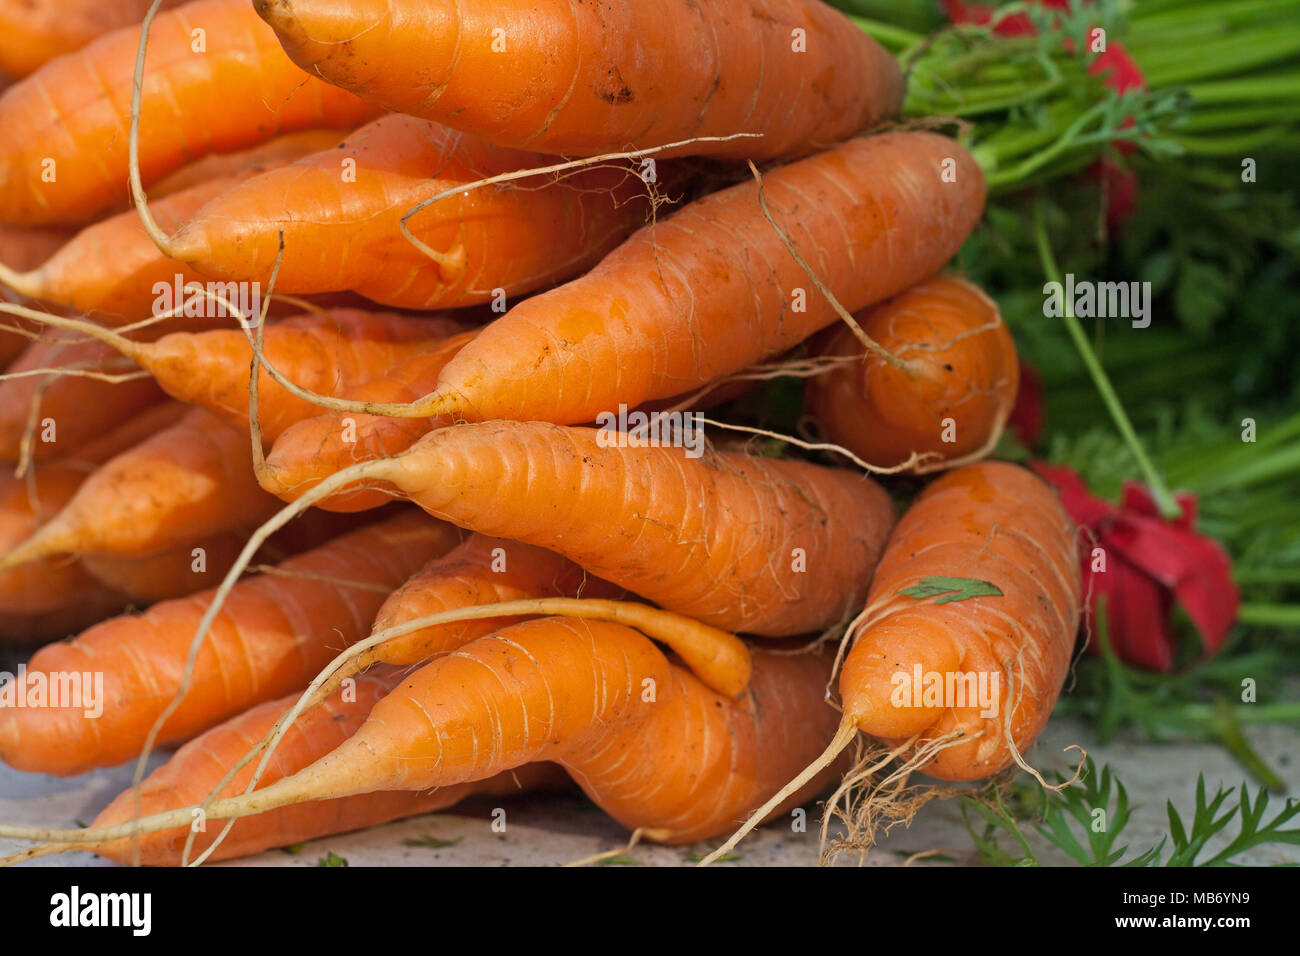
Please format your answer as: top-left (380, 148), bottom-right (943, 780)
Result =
top-left (0, 0), bottom-right (183, 78)
top-left (77, 673), bottom-right (568, 866)
top-left (804, 276), bottom-right (1020, 471)
top-left (159, 114), bottom-right (666, 310)
top-left (0, 0), bottom-right (380, 226)
top-left (0, 512), bottom-right (461, 775)
top-left (0, 407), bottom-right (281, 568)
top-left (261, 331), bottom-right (476, 511)
top-left (256, 0), bottom-right (903, 162)
top-left (368, 132), bottom-right (984, 426)
top-left (0, 132), bottom-right (345, 322)
top-left (283, 420), bottom-right (896, 637)
top-left (24, 618), bottom-right (846, 852)
top-left (0, 334), bottom-right (165, 462)
top-left (701, 462), bottom-right (1082, 863)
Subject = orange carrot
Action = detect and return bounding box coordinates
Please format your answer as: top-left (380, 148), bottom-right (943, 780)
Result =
top-left (701, 462), bottom-right (1082, 863)
top-left (261, 331), bottom-right (476, 511)
top-left (837, 462), bottom-right (1080, 778)
top-left (21, 309), bottom-right (467, 445)
top-left (279, 420), bottom-right (896, 637)
top-left (20, 618), bottom-right (846, 850)
top-left (79, 530), bottom-right (251, 605)
top-left (0, 334), bottom-right (165, 462)
top-left (0, 512), bottom-right (461, 775)
top-left (365, 534), bottom-right (624, 669)
top-left (256, 0), bottom-right (903, 161)
top-left (805, 276), bottom-right (1019, 471)
top-left (81, 673), bottom-right (567, 865)
top-left (0, 0), bottom-right (379, 226)
top-left (148, 129), bottom-right (347, 198)
top-left (0, 402), bottom-right (185, 617)
top-left (159, 114), bottom-right (667, 310)
top-left (365, 132), bottom-right (984, 426)
top-left (0, 133), bottom-right (345, 322)
top-left (261, 332), bottom-right (755, 513)
top-left (80, 509), bottom-right (374, 604)
top-left (0, 407), bottom-right (281, 567)
top-left (0, 0), bottom-right (183, 78)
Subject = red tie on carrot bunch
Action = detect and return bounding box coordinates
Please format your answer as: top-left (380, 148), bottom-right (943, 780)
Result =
top-left (1028, 461), bottom-right (1239, 672)
top-left (942, 0), bottom-right (1147, 232)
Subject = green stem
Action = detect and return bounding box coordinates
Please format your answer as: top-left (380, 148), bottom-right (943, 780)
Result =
top-left (1237, 603), bottom-right (1300, 627)
top-left (1033, 198), bottom-right (1181, 518)
top-left (1235, 569), bottom-right (1300, 585)
top-left (1212, 699), bottom-right (1286, 792)
top-left (1183, 74), bottom-right (1300, 105)
top-left (845, 14), bottom-right (923, 53)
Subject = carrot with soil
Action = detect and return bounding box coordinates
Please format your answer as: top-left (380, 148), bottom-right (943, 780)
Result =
top-left (255, 0), bottom-right (902, 162)
top-left (0, 512), bottom-right (460, 776)
top-left (0, 0), bottom-right (378, 226)
top-left (700, 461), bottom-right (1083, 864)
top-left (804, 276), bottom-right (1020, 472)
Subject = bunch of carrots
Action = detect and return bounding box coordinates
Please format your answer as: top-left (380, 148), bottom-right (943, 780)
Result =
top-left (0, 0), bottom-right (1098, 867)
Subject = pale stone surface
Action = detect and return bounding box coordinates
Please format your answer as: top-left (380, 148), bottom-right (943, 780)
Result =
top-left (1, 718), bottom-right (1295, 867)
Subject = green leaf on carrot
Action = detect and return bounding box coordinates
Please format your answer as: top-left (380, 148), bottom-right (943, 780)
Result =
top-left (281, 842), bottom-right (306, 855)
top-left (316, 851), bottom-right (349, 867)
top-left (403, 833), bottom-right (463, 849)
top-left (900, 576), bottom-right (1003, 604)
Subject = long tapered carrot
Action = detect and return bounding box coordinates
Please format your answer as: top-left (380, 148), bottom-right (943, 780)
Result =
top-left (0, 407), bottom-right (281, 568)
top-left (19, 310), bottom-right (467, 445)
top-left (0, 0), bottom-right (379, 226)
top-left (805, 275), bottom-right (1020, 472)
top-left (336, 132), bottom-right (984, 427)
top-left (256, 0), bottom-right (903, 162)
top-left (0, 0), bottom-right (183, 78)
top-left (700, 462), bottom-right (1082, 864)
top-left (14, 618), bottom-right (846, 850)
top-left (261, 332), bottom-right (476, 510)
top-left (0, 402), bottom-right (185, 618)
top-left (148, 129), bottom-right (346, 198)
top-left (80, 508), bottom-right (371, 604)
top-left (260, 333), bottom-right (756, 513)
top-left (0, 133), bottom-right (343, 322)
top-left (264, 420), bottom-right (896, 637)
top-left (0, 334), bottom-right (165, 462)
top-left (0, 512), bottom-right (461, 776)
top-left (366, 534), bottom-right (624, 669)
top-left (156, 114), bottom-right (667, 310)
top-left (76, 674), bottom-right (568, 866)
